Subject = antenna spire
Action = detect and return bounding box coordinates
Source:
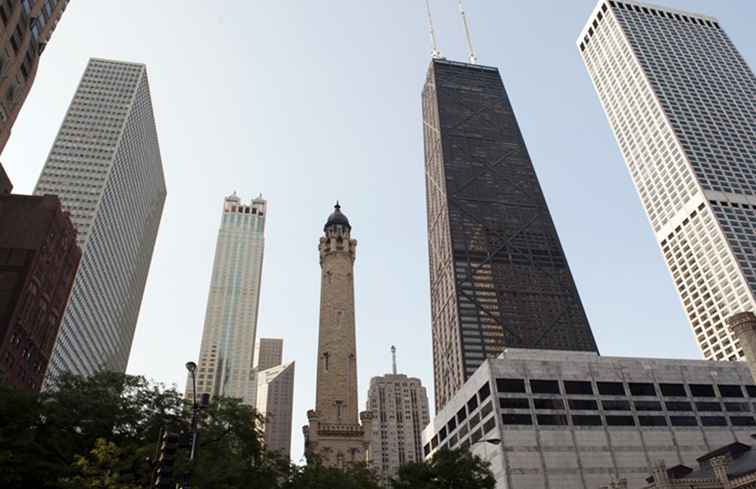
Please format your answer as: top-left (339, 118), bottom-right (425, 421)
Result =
top-left (424, 0), bottom-right (441, 59)
top-left (391, 345), bottom-right (397, 375)
top-left (458, 0), bottom-right (477, 64)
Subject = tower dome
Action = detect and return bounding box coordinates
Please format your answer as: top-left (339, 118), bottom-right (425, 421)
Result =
top-left (324, 201), bottom-right (351, 231)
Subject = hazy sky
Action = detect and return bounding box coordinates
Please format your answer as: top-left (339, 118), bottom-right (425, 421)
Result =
top-left (3, 0), bottom-right (755, 464)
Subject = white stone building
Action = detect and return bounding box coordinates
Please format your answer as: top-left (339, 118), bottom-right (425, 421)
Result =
top-left (188, 193), bottom-right (266, 405)
top-left (422, 349), bottom-right (756, 489)
top-left (35, 58), bottom-right (166, 382)
top-left (578, 0), bottom-right (756, 362)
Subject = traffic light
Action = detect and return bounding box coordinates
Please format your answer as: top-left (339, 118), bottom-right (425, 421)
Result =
top-left (154, 431), bottom-right (179, 488)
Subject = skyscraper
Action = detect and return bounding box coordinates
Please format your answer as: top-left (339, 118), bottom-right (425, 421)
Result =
top-left (35, 58), bottom-right (166, 381)
top-left (422, 58), bottom-right (598, 410)
top-left (0, 0), bottom-right (69, 155)
top-left (304, 203), bottom-right (372, 467)
top-left (189, 193), bottom-right (266, 405)
top-left (578, 0), bottom-right (756, 361)
top-left (255, 337), bottom-right (283, 371)
top-left (256, 360), bottom-right (295, 458)
top-left (0, 193), bottom-right (79, 390)
top-left (367, 346), bottom-right (430, 485)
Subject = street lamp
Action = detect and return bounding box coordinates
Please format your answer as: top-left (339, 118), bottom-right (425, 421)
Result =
top-left (185, 361), bottom-right (200, 463)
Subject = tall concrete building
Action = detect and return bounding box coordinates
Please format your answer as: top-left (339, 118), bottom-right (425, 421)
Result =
top-left (0, 0), bottom-right (69, 155)
top-left (578, 0), bottom-right (756, 362)
top-left (189, 193), bottom-right (266, 405)
top-left (367, 346), bottom-right (430, 484)
top-left (422, 58), bottom-right (598, 410)
top-left (255, 337), bottom-right (283, 371)
top-left (304, 203), bottom-right (372, 467)
top-left (256, 360), bottom-right (295, 458)
top-left (0, 193), bottom-right (79, 390)
top-left (35, 58), bottom-right (166, 381)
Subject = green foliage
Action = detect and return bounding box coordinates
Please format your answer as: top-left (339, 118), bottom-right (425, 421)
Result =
top-left (58, 438), bottom-right (142, 489)
top-left (391, 447), bottom-right (496, 489)
top-left (283, 461), bottom-right (382, 489)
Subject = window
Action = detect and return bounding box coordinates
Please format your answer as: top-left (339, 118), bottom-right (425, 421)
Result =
top-left (660, 383), bottom-right (687, 397)
top-left (730, 416), bottom-right (756, 426)
top-left (502, 414), bottom-right (532, 425)
top-left (634, 401), bottom-right (662, 411)
top-left (480, 401), bottom-right (493, 418)
top-left (572, 415), bottom-right (602, 426)
top-left (469, 413), bottom-right (481, 428)
top-left (718, 385), bottom-right (744, 398)
top-left (447, 417), bottom-right (457, 432)
top-left (701, 416), bottom-right (727, 426)
top-left (500, 398), bottom-right (529, 409)
top-left (665, 401), bottom-right (693, 412)
top-left (629, 383), bottom-right (656, 396)
top-left (482, 417), bottom-right (495, 434)
top-left (597, 382), bottom-right (625, 395)
top-left (602, 400), bottom-right (631, 411)
top-left (530, 379), bottom-right (560, 394)
top-left (439, 427), bottom-right (447, 441)
top-left (606, 415), bottom-right (635, 426)
top-left (696, 402), bottom-right (722, 412)
top-left (457, 406), bottom-right (467, 423)
top-left (724, 402), bottom-right (750, 413)
top-left (537, 414), bottom-right (568, 426)
top-left (533, 398), bottom-right (564, 410)
top-left (745, 386), bottom-right (756, 398)
top-left (564, 381), bottom-right (593, 395)
top-left (690, 384), bottom-right (716, 397)
top-left (638, 416), bottom-right (667, 426)
top-left (670, 416), bottom-right (697, 427)
top-left (497, 378), bottom-right (526, 393)
top-left (467, 395), bottom-right (478, 413)
top-left (470, 428), bottom-right (483, 444)
top-left (478, 382), bottom-right (491, 401)
top-left (569, 399), bottom-right (598, 410)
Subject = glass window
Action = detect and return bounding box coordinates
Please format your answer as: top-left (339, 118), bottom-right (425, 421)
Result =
top-left (690, 384), bottom-right (716, 397)
top-left (530, 379), bottom-right (560, 394)
top-left (730, 416), bottom-right (756, 426)
top-left (670, 416), bottom-right (697, 426)
top-left (572, 415), bottom-right (602, 426)
top-left (696, 401), bottom-right (722, 412)
top-left (457, 406), bottom-right (467, 423)
top-left (497, 378), bottom-right (526, 393)
top-left (533, 398), bottom-right (564, 410)
top-left (724, 402), bottom-right (750, 413)
top-left (638, 416), bottom-right (667, 426)
top-left (701, 416), bottom-right (727, 426)
top-left (478, 382), bottom-right (491, 401)
top-left (500, 398), bottom-right (529, 410)
top-left (564, 381), bottom-right (593, 395)
top-left (606, 415), bottom-right (635, 426)
top-left (629, 383), bottom-right (656, 396)
top-left (718, 385), bottom-right (744, 398)
top-left (502, 414), bottom-right (532, 425)
top-left (659, 383), bottom-right (687, 396)
top-left (665, 401), bottom-right (693, 412)
top-left (468, 395), bottom-right (478, 413)
top-left (597, 382), bottom-right (625, 395)
top-left (569, 399), bottom-right (599, 410)
top-left (537, 414), bottom-right (568, 426)
top-left (602, 400), bottom-right (631, 411)
top-left (634, 401), bottom-right (663, 411)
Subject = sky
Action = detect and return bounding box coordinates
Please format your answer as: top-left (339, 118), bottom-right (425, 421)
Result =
top-left (3, 0), bottom-right (755, 464)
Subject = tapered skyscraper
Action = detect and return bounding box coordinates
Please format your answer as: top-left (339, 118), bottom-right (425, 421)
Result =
top-left (579, 0), bottom-right (756, 361)
top-left (35, 58), bottom-right (166, 381)
top-left (189, 193), bottom-right (266, 404)
top-left (422, 58), bottom-right (598, 410)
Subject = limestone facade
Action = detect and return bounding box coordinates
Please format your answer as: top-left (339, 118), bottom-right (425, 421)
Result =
top-left (304, 204), bottom-right (371, 467)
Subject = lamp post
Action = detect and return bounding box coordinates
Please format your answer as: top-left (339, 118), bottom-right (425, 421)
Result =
top-left (185, 361), bottom-right (200, 463)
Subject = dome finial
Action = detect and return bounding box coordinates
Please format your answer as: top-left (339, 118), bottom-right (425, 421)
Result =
top-left (324, 201), bottom-right (351, 232)
top-left (335, 200), bottom-right (341, 210)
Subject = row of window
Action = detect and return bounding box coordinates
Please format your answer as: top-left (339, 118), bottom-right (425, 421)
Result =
top-left (502, 413), bottom-right (755, 428)
top-left (496, 378), bottom-right (756, 398)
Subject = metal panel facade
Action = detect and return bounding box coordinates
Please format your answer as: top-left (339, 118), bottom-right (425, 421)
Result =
top-left (422, 59), bottom-right (598, 410)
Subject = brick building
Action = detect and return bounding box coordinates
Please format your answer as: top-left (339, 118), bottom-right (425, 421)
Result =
top-left (0, 192), bottom-right (79, 390)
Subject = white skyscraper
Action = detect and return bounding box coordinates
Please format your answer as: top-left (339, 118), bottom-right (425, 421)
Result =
top-left (578, 1), bottom-right (756, 361)
top-left (256, 360), bottom-right (295, 458)
top-left (35, 58), bottom-right (166, 381)
top-left (189, 193), bottom-right (266, 404)
top-left (367, 347), bottom-right (430, 484)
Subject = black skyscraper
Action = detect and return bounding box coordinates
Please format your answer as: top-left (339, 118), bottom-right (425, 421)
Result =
top-left (422, 59), bottom-right (598, 410)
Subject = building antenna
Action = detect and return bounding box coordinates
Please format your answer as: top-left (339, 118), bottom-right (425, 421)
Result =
top-left (458, 0), bottom-right (477, 64)
top-left (391, 345), bottom-right (397, 374)
top-left (424, 0), bottom-right (441, 58)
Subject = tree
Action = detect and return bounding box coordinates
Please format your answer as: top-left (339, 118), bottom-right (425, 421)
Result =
top-left (283, 461), bottom-right (382, 489)
top-left (58, 438), bottom-right (142, 489)
top-left (391, 447), bottom-right (496, 489)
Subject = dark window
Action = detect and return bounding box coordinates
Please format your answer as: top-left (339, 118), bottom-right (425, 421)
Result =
top-left (533, 398), bottom-right (564, 410)
top-left (447, 417), bottom-right (457, 432)
top-left (629, 383), bottom-right (656, 396)
top-left (457, 406), bottom-right (467, 423)
top-left (480, 401), bottom-right (493, 418)
top-left (537, 414), bottom-right (568, 426)
top-left (606, 415), bottom-right (635, 426)
top-left (602, 400), bottom-right (631, 411)
top-left (470, 428), bottom-right (483, 444)
top-left (483, 417), bottom-right (495, 434)
top-left (423, 444), bottom-right (430, 456)
top-left (569, 399), bottom-right (598, 410)
top-left (431, 435), bottom-right (438, 448)
top-left (690, 384), bottom-right (716, 397)
top-left (502, 414), bottom-right (532, 425)
top-left (448, 434), bottom-right (458, 447)
top-left (634, 401), bottom-right (663, 411)
top-left (564, 381), bottom-right (593, 395)
top-left (469, 413), bottom-right (481, 428)
top-left (724, 402), bottom-right (750, 413)
top-left (638, 416), bottom-right (667, 426)
top-left (468, 395), bottom-right (479, 413)
top-left (660, 383), bottom-right (687, 397)
top-left (701, 416), bottom-right (727, 426)
top-left (718, 385), bottom-right (744, 398)
top-left (745, 386), bottom-right (756, 398)
top-left (530, 379), bottom-right (560, 394)
top-left (478, 382), bottom-right (491, 401)
top-left (730, 416), bottom-right (756, 426)
top-left (497, 378), bottom-right (526, 393)
top-left (439, 427), bottom-right (447, 441)
top-left (597, 382), bottom-right (625, 395)
top-left (670, 416), bottom-right (697, 427)
top-left (665, 401), bottom-right (693, 412)
top-left (459, 439), bottom-right (470, 450)
top-left (500, 398), bottom-right (529, 410)
top-left (572, 415), bottom-right (602, 426)
top-left (696, 402), bottom-right (722, 412)
top-left (458, 424), bottom-right (468, 437)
